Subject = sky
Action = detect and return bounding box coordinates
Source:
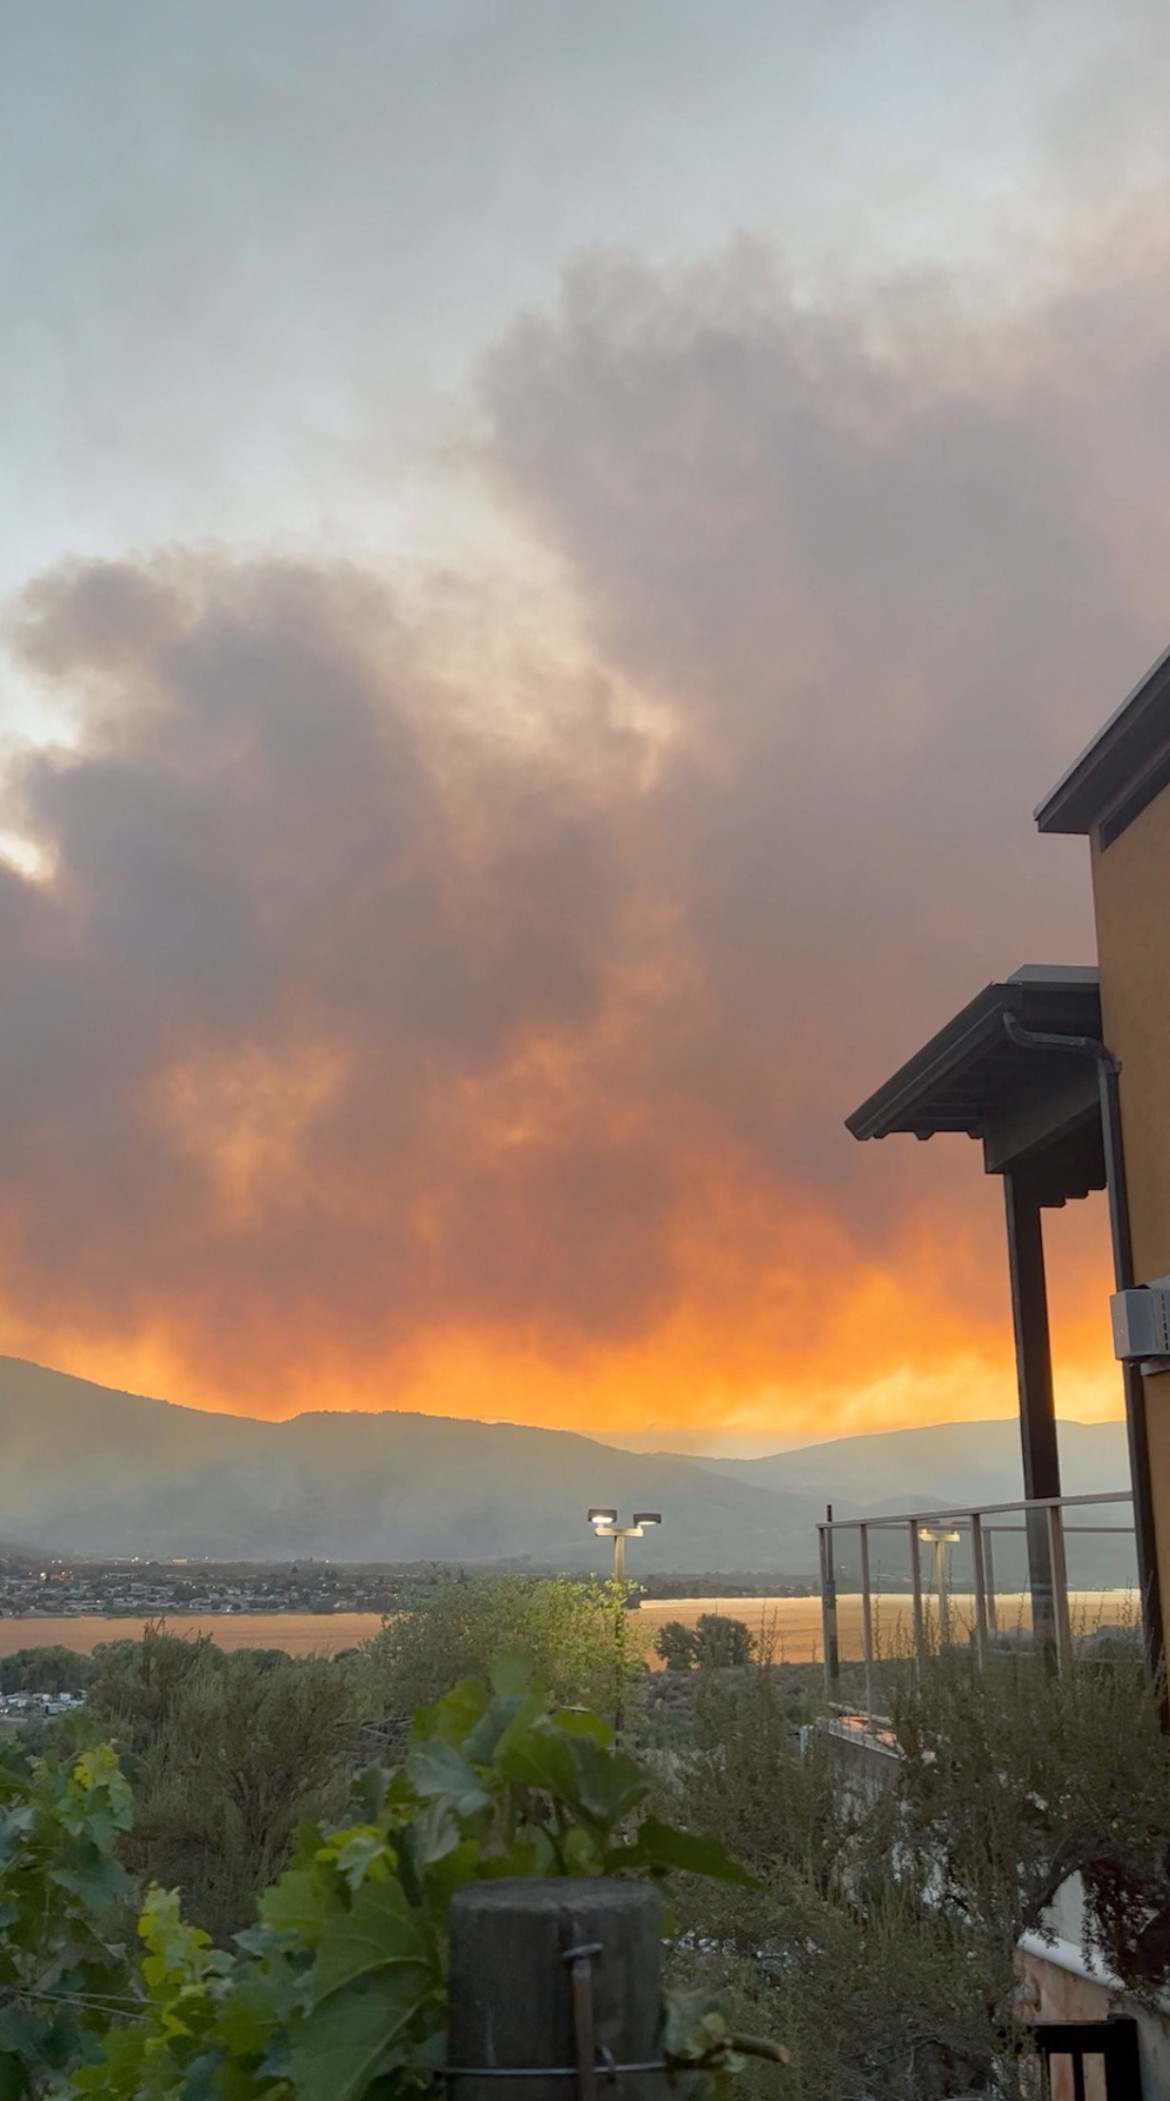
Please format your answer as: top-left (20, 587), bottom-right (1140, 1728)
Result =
top-left (2, 1), bottom-right (1170, 1450)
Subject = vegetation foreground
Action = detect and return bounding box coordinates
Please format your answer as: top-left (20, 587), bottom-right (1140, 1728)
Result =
top-left (0, 1575), bottom-right (1166, 2099)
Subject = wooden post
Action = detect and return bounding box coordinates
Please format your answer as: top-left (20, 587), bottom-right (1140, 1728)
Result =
top-left (1003, 1171), bottom-right (1060, 1660)
top-left (447, 1880), bottom-right (665, 2101)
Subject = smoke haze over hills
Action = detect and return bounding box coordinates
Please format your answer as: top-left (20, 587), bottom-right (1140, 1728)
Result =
top-left (0, 1359), bottom-right (1131, 1570)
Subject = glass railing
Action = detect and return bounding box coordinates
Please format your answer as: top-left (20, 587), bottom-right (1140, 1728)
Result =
top-left (816, 1491), bottom-right (1139, 1719)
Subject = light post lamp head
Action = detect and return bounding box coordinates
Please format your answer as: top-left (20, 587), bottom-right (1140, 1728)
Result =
top-left (586, 1508), bottom-right (663, 1582)
top-left (588, 1508), bottom-right (619, 1536)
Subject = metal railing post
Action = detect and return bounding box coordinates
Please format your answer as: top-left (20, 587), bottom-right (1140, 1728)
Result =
top-left (983, 1526), bottom-right (999, 1633)
top-left (818, 1518), bottom-right (839, 1693)
top-left (970, 1514), bottom-right (991, 1671)
top-left (859, 1523), bottom-right (875, 1721)
top-left (908, 1520), bottom-right (926, 1675)
top-left (1047, 1502), bottom-right (1073, 1672)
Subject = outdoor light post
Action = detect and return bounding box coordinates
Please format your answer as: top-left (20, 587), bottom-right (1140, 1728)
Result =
top-left (587, 1510), bottom-right (662, 1738)
top-left (586, 1508), bottom-right (662, 1583)
top-left (919, 1525), bottom-right (961, 1647)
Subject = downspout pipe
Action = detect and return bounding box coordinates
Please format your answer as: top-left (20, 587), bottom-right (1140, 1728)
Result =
top-left (1002, 1010), bottom-right (1163, 1681)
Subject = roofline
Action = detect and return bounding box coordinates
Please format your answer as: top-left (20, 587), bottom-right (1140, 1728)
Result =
top-left (1035, 639), bottom-right (1170, 837)
top-left (846, 982), bottom-right (1011, 1140)
top-left (846, 968), bottom-right (1100, 1142)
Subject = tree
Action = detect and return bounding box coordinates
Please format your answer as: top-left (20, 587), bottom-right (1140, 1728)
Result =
top-left (356, 1574), bottom-right (641, 1719)
top-left (0, 1645), bottom-right (93, 1694)
top-left (694, 1614), bottom-right (755, 1670)
top-left (654, 1620), bottom-right (698, 1671)
top-left (88, 1625), bottom-right (357, 1938)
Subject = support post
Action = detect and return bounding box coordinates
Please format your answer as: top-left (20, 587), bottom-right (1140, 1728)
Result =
top-left (447, 1880), bottom-right (664, 2101)
top-left (1003, 1171), bottom-right (1060, 1658)
top-left (1099, 1059), bottom-right (1165, 1685)
top-left (983, 1527), bottom-right (999, 1633)
top-left (818, 1510), bottom-right (839, 1691)
top-left (1047, 1502), bottom-right (1073, 1672)
top-left (859, 1523), bottom-right (875, 1721)
top-left (971, 1514), bottom-right (991, 1672)
top-left (908, 1520), bottom-right (926, 1674)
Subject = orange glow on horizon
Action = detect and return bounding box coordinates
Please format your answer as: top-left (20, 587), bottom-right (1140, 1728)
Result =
top-left (0, 1160), bottom-right (1122, 1447)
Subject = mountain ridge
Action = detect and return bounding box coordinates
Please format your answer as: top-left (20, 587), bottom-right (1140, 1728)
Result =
top-left (0, 1357), bottom-right (1133, 1570)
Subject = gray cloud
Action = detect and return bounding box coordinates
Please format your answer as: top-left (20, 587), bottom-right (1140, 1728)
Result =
top-left (2, 227), bottom-right (1169, 1419)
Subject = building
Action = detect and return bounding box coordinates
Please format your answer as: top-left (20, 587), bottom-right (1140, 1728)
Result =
top-left (1036, 642), bottom-right (1170, 1675)
top-left (841, 646), bottom-right (1170, 2097)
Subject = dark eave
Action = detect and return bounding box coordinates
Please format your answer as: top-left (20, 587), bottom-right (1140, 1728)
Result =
top-left (846, 967), bottom-right (1101, 1169)
top-left (1036, 640), bottom-right (1170, 843)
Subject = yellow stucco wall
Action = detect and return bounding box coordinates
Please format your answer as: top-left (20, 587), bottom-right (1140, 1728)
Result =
top-left (1091, 786), bottom-right (1170, 1592)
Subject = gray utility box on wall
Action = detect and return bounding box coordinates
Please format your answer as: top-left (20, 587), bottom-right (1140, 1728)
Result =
top-left (1111, 1281), bottom-right (1170, 1364)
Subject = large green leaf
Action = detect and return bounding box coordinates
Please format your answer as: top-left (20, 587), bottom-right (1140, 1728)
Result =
top-left (412, 1677), bottom-right (489, 1749)
top-left (495, 1720), bottom-right (648, 1827)
top-left (289, 1970), bottom-right (429, 2101)
top-left (607, 1817), bottom-right (758, 1886)
top-left (565, 1739), bottom-right (650, 1827)
top-left (400, 1796), bottom-right (461, 1875)
top-left (551, 1709), bottom-right (613, 1748)
top-left (214, 1962), bottom-right (301, 2057)
top-left (259, 1863), bottom-right (344, 1947)
top-left (310, 1878), bottom-right (431, 2008)
top-left (46, 1836), bottom-right (131, 1913)
top-left (461, 1692), bottom-right (538, 1768)
top-left (405, 1740), bottom-right (491, 1821)
top-left (492, 1714), bottom-right (580, 1794)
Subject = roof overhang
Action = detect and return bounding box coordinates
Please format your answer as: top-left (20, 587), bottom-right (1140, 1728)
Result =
top-left (1036, 641), bottom-right (1170, 846)
top-left (846, 966), bottom-right (1105, 1205)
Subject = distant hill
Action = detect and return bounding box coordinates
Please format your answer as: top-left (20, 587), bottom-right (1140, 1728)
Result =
top-left (695, 1417), bottom-right (1131, 1511)
top-left (0, 1358), bottom-right (824, 1571)
top-left (0, 1358), bottom-right (1134, 1571)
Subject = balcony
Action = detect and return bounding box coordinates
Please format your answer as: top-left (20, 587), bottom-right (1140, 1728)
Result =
top-left (816, 1489), bottom-right (1138, 1721)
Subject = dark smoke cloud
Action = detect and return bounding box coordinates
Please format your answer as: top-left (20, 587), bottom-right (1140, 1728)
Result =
top-left (1, 233), bottom-right (1167, 1421)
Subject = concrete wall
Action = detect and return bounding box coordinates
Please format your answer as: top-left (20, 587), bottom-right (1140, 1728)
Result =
top-left (1091, 789), bottom-right (1170, 1604)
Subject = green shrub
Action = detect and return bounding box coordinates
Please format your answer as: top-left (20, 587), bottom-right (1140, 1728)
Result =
top-left (693, 1616), bottom-right (755, 1671)
top-left (0, 1660), bottom-right (756, 2099)
top-left (654, 1620), bottom-right (699, 1671)
top-left (890, 1643), bottom-right (1170, 1996)
top-left (0, 1647), bottom-right (94, 1695)
top-left (88, 1627), bottom-right (357, 1940)
top-left (355, 1575), bottom-right (642, 1719)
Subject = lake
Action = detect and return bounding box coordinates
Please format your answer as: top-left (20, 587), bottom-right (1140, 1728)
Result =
top-left (0, 1591), bottom-right (1141, 1670)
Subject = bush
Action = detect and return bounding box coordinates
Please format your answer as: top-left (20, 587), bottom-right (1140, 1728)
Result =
top-left (654, 1620), bottom-right (698, 1671)
top-left (88, 1626), bottom-right (357, 1939)
top-left (0, 1661), bottom-right (755, 2099)
top-left (356, 1574), bottom-right (642, 1719)
top-left (662, 1645), bottom-right (1170, 2096)
top-left (0, 1645), bottom-right (94, 1694)
top-left (662, 1662), bottom-right (1015, 2099)
top-left (694, 1614), bottom-right (756, 1670)
top-left (890, 1643), bottom-right (1170, 1998)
